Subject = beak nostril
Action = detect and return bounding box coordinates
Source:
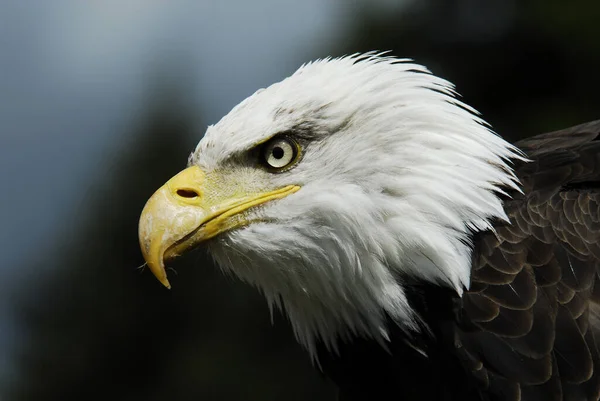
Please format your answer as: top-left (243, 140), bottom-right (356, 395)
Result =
top-left (176, 189), bottom-right (200, 199)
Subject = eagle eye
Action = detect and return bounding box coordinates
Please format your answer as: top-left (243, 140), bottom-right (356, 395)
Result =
top-left (262, 137), bottom-right (299, 171)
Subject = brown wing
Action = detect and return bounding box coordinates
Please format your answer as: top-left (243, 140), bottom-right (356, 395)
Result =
top-left (457, 120), bottom-right (600, 401)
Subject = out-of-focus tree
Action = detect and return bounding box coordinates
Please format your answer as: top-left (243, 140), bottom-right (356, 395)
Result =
top-left (337, 0), bottom-right (600, 141)
top-left (5, 73), bottom-right (334, 401)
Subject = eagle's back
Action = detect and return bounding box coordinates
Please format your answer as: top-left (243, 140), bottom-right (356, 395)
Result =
top-left (459, 119), bottom-right (600, 401)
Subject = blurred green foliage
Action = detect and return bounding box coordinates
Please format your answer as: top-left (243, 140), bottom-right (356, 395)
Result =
top-left (4, 1), bottom-right (600, 400)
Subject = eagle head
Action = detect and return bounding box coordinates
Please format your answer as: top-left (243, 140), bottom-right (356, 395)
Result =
top-left (138, 53), bottom-right (522, 355)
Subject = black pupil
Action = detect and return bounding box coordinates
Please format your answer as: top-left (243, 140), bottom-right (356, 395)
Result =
top-left (272, 146), bottom-right (285, 159)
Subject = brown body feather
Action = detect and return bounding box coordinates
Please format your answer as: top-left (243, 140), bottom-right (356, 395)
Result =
top-left (460, 120), bottom-right (600, 401)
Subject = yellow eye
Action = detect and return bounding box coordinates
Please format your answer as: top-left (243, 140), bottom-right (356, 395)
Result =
top-left (263, 138), bottom-right (298, 170)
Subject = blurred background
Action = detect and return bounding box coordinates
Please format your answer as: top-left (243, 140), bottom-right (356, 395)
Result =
top-left (0, 0), bottom-right (599, 400)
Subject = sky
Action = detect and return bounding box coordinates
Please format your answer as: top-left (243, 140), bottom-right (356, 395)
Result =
top-left (0, 0), bottom-right (348, 279)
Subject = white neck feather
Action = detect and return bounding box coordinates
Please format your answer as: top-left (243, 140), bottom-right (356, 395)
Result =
top-left (198, 54), bottom-right (524, 359)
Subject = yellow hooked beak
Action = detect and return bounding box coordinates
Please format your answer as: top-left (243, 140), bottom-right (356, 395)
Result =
top-left (138, 166), bottom-right (300, 288)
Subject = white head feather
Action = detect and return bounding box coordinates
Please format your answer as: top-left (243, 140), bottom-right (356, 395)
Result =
top-left (188, 53), bottom-right (522, 357)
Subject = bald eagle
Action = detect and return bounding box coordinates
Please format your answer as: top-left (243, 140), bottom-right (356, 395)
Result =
top-left (138, 53), bottom-right (600, 400)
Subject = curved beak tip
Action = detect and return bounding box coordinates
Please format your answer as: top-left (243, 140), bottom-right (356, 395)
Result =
top-left (159, 277), bottom-right (172, 290)
top-left (142, 245), bottom-right (173, 290)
